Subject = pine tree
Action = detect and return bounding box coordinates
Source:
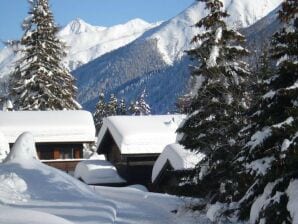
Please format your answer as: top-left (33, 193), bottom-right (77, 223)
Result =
top-left (117, 98), bottom-right (127, 115)
top-left (128, 90), bottom-right (151, 115)
top-left (93, 92), bottom-right (107, 133)
top-left (128, 101), bottom-right (138, 115)
top-left (107, 94), bottom-right (118, 116)
top-left (238, 1), bottom-right (298, 222)
top-left (177, 0), bottom-right (250, 203)
top-left (137, 90), bottom-right (151, 115)
top-left (9, 0), bottom-right (80, 110)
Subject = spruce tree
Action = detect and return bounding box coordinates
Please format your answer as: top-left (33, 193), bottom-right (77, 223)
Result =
top-left (9, 0), bottom-right (80, 110)
top-left (177, 0), bottom-right (250, 203)
top-left (238, 1), bottom-right (298, 223)
top-left (128, 90), bottom-right (151, 115)
top-left (93, 92), bottom-right (107, 133)
top-left (117, 98), bottom-right (127, 115)
top-left (137, 90), bottom-right (151, 115)
top-left (107, 94), bottom-right (118, 116)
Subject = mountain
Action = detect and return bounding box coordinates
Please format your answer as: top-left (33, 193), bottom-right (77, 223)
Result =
top-left (0, 18), bottom-right (159, 78)
top-left (58, 18), bottom-right (160, 70)
top-left (73, 0), bottom-right (283, 113)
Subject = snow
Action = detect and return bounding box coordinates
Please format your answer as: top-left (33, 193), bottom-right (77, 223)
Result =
top-left (245, 156), bottom-right (274, 176)
top-left (58, 18), bottom-right (160, 70)
top-left (190, 75), bottom-right (205, 97)
top-left (92, 185), bottom-right (201, 224)
top-left (0, 173), bottom-right (30, 203)
top-left (273, 116), bottom-right (294, 128)
top-left (4, 132), bottom-right (38, 163)
top-left (206, 202), bottom-right (225, 222)
top-left (74, 160), bottom-right (126, 185)
top-left (0, 18), bottom-right (159, 73)
top-left (207, 46), bottom-right (219, 68)
top-left (281, 139), bottom-right (291, 151)
top-left (286, 81), bottom-right (298, 90)
top-left (152, 144), bottom-right (205, 182)
top-left (246, 127), bottom-right (272, 150)
top-left (286, 180), bottom-right (298, 224)
top-left (276, 54), bottom-right (289, 66)
top-left (0, 132), bottom-right (201, 224)
top-left (97, 115), bottom-right (186, 154)
top-left (262, 90), bottom-right (276, 99)
top-left (0, 131), bottom-right (9, 162)
top-left (141, 0), bottom-right (282, 64)
top-left (250, 180), bottom-right (282, 224)
top-left (0, 206), bottom-right (75, 224)
top-left (0, 110), bottom-right (95, 143)
top-left (206, 27), bottom-right (222, 68)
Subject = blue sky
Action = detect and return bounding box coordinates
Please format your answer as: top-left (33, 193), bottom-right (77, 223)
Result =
top-left (0, 0), bottom-right (194, 48)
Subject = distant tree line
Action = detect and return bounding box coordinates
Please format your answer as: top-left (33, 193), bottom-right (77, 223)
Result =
top-left (93, 89), bottom-right (151, 133)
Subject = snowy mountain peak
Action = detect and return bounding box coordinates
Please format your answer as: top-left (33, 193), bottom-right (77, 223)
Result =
top-left (143, 0), bottom-right (283, 65)
top-left (123, 18), bottom-right (153, 29)
top-left (60, 18), bottom-right (106, 35)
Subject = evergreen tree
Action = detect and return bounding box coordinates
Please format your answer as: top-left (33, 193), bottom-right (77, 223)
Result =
top-left (93, 92), bottom-right (107, 133)
top-left (117, 98), bottom-right (127, 115)
top-left (9, 0), bottom-right (80, 110)
top-left (128, 101), bottom-right (138, 115)
top-left (238, 1), bottom-right (298, 222)
top-left (128, 90), bottom-right (151, 115)
top-left (107, 94), bottom-right (118, 116)
top-left (177, 0), bottom-right (250, 203)
top-left (137, 90), bottom-right (151, 115)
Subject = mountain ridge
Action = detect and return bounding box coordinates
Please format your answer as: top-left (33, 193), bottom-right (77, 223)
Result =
top-left (73, 0), bottom-right (283, 113)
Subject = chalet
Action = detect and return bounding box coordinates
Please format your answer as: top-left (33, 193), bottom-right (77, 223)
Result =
top-left (151, 143), bottom-right (205, 193)
top-left (96, 115), bottom-right (185, 186)
top-left (0, 110), bottom-right (96, 171)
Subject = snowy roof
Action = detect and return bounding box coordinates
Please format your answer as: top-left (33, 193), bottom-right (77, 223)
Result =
top-left (97, 115), bottom-right (186, 155)
top-left (0, 110), bottom-right (96, 143)
top-left (152, 144), bottom-right (205, 183)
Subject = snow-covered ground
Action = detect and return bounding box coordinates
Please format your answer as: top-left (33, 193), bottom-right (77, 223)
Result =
top-left (0, 132), bottom-right (207, 224)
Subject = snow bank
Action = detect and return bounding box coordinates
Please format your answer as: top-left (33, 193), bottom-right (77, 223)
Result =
top-left (0, 173), bottom-right (30, 204)
top-left (97, 115), bottom-right (186, 154)
top-left (74, 160), bottom-right (126, 185)
top-left (4, 132), bottom-right (38, 163)
top-left (0, 110), bottom-right (95, 143)
top-left (0, 132), bottom-right (116, 223)
top-left (0, 131), bottom-right (9, 162)
top-left (152, 144), bottom-right (205, 182)
top-left (0, 132), bottom-right (203, 224)
top-left (0, 205), bottom-right (75, 224)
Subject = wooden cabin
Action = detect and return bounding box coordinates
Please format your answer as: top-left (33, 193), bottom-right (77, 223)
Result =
top-left (151, 143), bottom-right (205, 193)
top-left (0, 110), bottom-right (96, 172)
top-left (96, 115), bottom-right (185, 187)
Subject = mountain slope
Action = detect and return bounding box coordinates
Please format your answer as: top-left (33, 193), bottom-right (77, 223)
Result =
top-left (73, 0), bottom-right (283, 113)
top-left (0, 18), bottom-right (159, 77)
top-left (59, 18), bottom-right (160, 70)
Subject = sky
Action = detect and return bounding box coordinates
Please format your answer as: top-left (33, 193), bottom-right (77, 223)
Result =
top-left (0, 0), bottom-right (194, 48)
